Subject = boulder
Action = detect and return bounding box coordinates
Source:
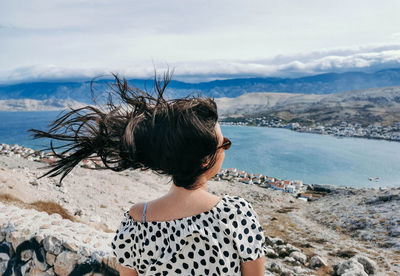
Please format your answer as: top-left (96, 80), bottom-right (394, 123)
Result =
top-left (54, 251), bottom-right (79, 276)
top-left (46, 252), bottom-right (56, 266)
top-left (335, 259), bottom-right (368, 276)
top-left (309, 255), bottom-right (327, 268)
top-left (354, 255), bottom-right (377, 275)
top-left (43, 236), bottom-right (63, 255)
top-left (32, 248), bottom-right (48, 272)
top-left (269, 261), bottom-right (283, 274)
top-left (21, 249), bottom-right (33, 261)
top-left (289, 251), bottom-right (307, 264)
top-left (264, 246), bottom-right (278, 258)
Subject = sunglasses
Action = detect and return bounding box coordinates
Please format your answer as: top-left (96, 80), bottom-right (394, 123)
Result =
top-left (217, 137), bottom-right (232, 151)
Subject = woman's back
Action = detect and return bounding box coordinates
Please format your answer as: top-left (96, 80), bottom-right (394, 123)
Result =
top-left (112, 195), bottom-right (266, 275)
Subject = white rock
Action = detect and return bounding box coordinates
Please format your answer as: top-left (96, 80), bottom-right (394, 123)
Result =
top-left (43, 236), bottom-right (63, 255)
top-left (341, 269), bottom-right (368, 276)
top-left (21, 249), bottom-right (33, 261)
top-left (289, 251), bottom-right (307, 264)
top-left (354, 255), bottom-right (378, 275)
top-left (270, 261), bottom-right (283, 274)
top-left (63, 241), bottom-right (78, 252)
top-left (309, 255), bottom-right (328, 268)
top-left (284, 256), bottom-right (296, 264)
top-left (33, 248), bottom-right (48, 271)
top-left (264, 246), bottom-right (278, 258)
top-left (336, 259), bottom-right (367, 276)
top-left (0, 260), bottom-right (8, 275)
top-left (54, 251), bottom-right (79, 276)
top-left (46, 252), bottom-right (56, 266)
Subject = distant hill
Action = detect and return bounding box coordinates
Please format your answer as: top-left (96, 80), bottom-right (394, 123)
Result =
top-left (0, 98), bottom-right (86, 111)
top-left (1, 68), bottom-right (400, 101)
top-left (216, 86), bottom-right (400, 126)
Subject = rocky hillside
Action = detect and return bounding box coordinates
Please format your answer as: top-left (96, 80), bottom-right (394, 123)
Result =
top-left (0, 150), bottom-right (399, 275)
top-left (216, 86), bottom-right (400, 126)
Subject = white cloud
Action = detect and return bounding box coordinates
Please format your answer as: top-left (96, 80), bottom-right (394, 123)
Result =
top-left (1, 1), bottom-right (400, 83)
top-left (1, 45), bottom-right (400, 83)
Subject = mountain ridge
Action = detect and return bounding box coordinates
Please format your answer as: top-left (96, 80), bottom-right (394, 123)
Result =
top-left (1, 68), bottom-right (400, 101)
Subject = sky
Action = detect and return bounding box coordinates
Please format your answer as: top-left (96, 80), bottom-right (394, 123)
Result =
top-left (1, 0), bottom-right (400, 83)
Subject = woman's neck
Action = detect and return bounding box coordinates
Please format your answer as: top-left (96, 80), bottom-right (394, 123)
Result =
top-left (168, 177), bottom-right (208, 198)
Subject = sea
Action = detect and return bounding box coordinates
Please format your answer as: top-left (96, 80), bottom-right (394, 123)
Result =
top-left (1, 111), bottom-right (399, 188)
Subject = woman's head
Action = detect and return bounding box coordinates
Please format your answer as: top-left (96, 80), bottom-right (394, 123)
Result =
top-left (30, 73), bottom-right (223, 189)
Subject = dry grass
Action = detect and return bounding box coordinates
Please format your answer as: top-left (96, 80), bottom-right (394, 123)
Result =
top-left (314, 265), bottom-right (333, 276)
top-left (276, 206), bottom-right (298, 214)
top-left (308, 237), bottom-right (328, 244)
top-left (30, 201), bottom-right (75, 221)
top-left (0, 193), bottom-right (25, 205)
top-left (0, 192), bottom-right (75, 221)
top-left (329, 249), bottom-right (357, 258)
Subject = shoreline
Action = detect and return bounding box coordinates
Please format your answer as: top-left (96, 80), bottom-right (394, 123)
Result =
top-left (1, 142), bottom-right (397, 201)
top-left (220, 120), bottom-right (400, 143)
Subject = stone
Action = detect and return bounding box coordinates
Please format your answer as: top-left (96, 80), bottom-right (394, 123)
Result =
top-left (341, 270), bottom-right (368, 276)
top-left (29, 179), bottom-right (39, 186)
top-left (80, 247), bottom-right (91, 257)
top-left (0, 260), bottom-right (8, 275)
top-left (276, 245), bottom-right (289, 257)
top-left (289, 251), bottom-right (307, 264)
top-left (293, 265), bottom-right (308, 274)
top-left (284, 256), bottom-right (296, 264)
top-left (54, 251), bottom-right (79, 276)
top-left (264, 246), bottom-right (278, 258)
top-left (265, 236), bottom-right (284, 246)
top-left (354, 255), bottom-right (378, 275)
top-left (46, 252), bottom-right (56, 266)
top-left (40, 224), bottom-right (52, 229)
top-left (309, 255), bottom-right (328, 268)
top-left (63, 241), bottom-right (78, 252)
top-left (83, 237), bottom-right (91, 243)
top-left (0, 241), bottom-right (12, 260)
top-left (21, 249), bottom-right (33, 261)
top-left (43, 236), bottom-right (63, 255)
top-left (33, 248), bottom-right (48, 271)
top-left (269, 261), bottom-right (283, 274)
top-left (285, 243), bottom-right (300, 253)
top-left (34, 235), bottom-right (45, 244)
top-left (335, 259), bottom-right (368, 276)
top-left (7, 229), bottom-right (26, 251)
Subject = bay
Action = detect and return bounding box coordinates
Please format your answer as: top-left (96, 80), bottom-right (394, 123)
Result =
top-left (0, 111), bottom-right (399, 188)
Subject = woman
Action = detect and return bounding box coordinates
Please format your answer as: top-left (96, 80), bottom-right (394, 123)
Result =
top-left (31, 73), bottom-right (266, 275)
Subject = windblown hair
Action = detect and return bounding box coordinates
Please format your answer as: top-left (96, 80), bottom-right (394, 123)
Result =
top-left (30, 72), bottom-right (219, 189)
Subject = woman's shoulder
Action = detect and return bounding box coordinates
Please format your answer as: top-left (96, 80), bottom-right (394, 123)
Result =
top-left (221, 195), bottom-right (256, 214)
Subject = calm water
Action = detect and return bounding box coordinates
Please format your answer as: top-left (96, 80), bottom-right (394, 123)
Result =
top-left (0, 111), bottom-right (399, 188)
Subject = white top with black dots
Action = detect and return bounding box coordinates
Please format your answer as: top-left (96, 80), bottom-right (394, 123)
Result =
top-left (112, 195), bottom-right (266, 275)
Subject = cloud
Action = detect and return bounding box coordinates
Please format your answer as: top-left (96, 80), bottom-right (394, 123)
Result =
top-left (2, 1), bottom-right (400, 83)
top-left (1, 45), bottom-right (400, 84)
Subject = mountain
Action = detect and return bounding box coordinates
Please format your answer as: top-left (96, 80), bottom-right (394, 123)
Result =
top-left (1, 68), bottom-right (400, 102)
top-left (216, 86), bottom-right (400, 126)
top-left (0, 98), bottom-right (86, 111)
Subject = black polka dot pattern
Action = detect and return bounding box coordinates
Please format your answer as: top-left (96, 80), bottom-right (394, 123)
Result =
top-left (111, 195), bottom-right (266, 275)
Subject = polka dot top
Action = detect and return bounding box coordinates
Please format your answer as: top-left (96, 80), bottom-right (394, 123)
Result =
top-left (112, 195), bottom-right (266, 275)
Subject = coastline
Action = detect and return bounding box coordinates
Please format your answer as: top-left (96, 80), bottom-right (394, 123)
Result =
top-left (220, 120), bottom-right (400, 143)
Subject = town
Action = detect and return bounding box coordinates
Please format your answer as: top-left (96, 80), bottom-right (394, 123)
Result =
top-left (0, 143), bottom-right (323, 201)
top-left (213, 168), bottom-right (321, 201)
top-left (221, 117), bottom-right (400, 142)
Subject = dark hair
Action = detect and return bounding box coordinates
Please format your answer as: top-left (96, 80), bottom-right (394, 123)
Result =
top-left (30, 72), bottom-right (219, 189)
